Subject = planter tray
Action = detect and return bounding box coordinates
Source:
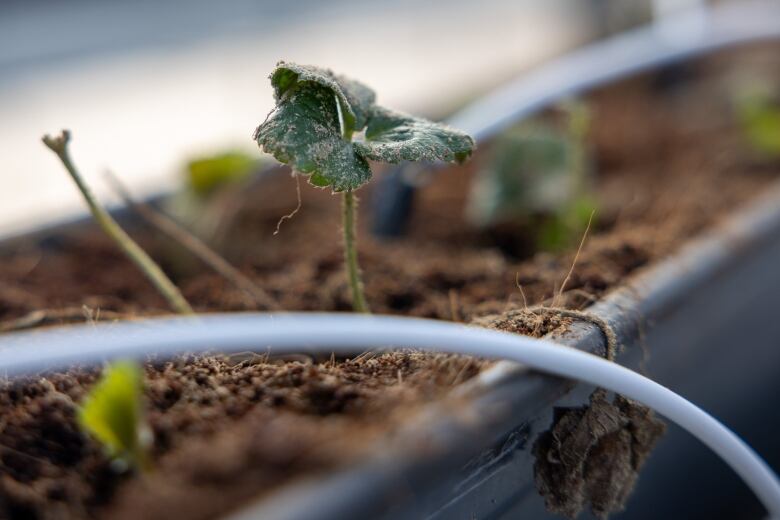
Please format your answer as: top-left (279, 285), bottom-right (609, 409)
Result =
top-left (1, 171), bottom-right (779, 520)
top-left (231, 180), bottom-right (780, 520)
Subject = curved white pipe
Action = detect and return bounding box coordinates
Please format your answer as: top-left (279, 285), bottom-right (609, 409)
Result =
top-left (448, 0), bottom-right (780, 142)
top-left (0, 312), bottom-right (778, 516)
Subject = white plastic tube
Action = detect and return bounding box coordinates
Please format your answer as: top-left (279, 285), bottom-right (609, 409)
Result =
top-left (448, 0), bottom-right (780, 142)
top-left (0, 312), bottom-right (778, 516)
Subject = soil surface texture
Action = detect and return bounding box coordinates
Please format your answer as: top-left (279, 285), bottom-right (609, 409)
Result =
top-left (0, 46), bottom-right (779, 519)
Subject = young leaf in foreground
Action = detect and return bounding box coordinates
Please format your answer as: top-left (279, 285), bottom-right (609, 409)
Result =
top-left (78, 361), bottom-right (151, 471)
top-left (254, 62), bottom-right (475, 311)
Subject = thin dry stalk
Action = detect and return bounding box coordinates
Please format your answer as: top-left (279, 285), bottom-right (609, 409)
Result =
top-left (104, 170), bottom-right (279, 310)
top-left (448, 289), bottom-right (461, 322)
top-left (515, 272), bottom-right (531, 311)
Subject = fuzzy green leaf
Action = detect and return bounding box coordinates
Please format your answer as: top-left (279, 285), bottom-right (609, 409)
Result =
top-left (255, 62), bottom-right (474, 192)
top-left (78, 361), bottom-right (148, 470)
top-left (270, 62), bottom-right (376, 135)
top-left (357, 107), bottom-right (475, 164)
top-left (255, 82), bottom-right (371, 191)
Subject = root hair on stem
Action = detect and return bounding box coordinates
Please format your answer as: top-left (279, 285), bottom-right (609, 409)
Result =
top-left (274, 173), bottom-right (302, 236)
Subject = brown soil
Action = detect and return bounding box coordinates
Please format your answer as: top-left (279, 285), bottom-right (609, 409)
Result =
top-left (0, 46), bottom-right (779, 519)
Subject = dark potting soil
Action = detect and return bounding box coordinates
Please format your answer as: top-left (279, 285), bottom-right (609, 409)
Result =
top-left (0, 46), bottom-right (779, 519)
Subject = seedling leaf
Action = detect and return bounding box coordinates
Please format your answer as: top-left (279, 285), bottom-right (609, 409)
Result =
top-left (187, 151), bottom-right (255, 196)
top-left (466, 110), bottom-right (598, 252)
top-left (358, 107), bottom-right (475, 164)
top-left (255, 82), bottom-right (371, 191)
top-left (738, 94), bottom-right (780, 157)
top-left (467, 127), bottom-right (574, 226)
top-left (78, 361), bottom-right (149, 470)
top-left (270, 62), bottom-right (376, 135)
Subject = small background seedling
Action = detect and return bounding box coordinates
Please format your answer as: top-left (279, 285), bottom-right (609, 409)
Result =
top-left (186, 150), bottom-right (256, 197)
top-left (735, 84), bottom-right (780, 158)
top-left (78, 360), bottom-right (151, 472)
top-left (166, 149), bottom-right (266, 241)
top-left (254, 62), bottom-right (475, 312)
top-left (467, 101), bottom-right (597, 251)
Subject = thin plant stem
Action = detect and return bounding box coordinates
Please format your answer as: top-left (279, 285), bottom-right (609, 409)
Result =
top-left (103, 170), bottom-right (280, 310)
top-left (335, 90), bottom-right (368, 314)
top-left (341, 190), bottom-right (369, 313)
top-left (42, 130), bottom-right (194, 315)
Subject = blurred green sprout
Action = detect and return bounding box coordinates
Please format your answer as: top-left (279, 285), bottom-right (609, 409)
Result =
top-left (186, 150), bottom-right (256, 197)
top-left (736, 86), bottom-right (780, 158)
top-left (467, 101), bottom-right (597, 251)
top-left (78, 361), bottom-right (150, 472)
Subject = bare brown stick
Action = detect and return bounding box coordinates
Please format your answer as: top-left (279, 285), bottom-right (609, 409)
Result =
top-left (448, 289), bottom-right (461, 322)
top-left (42, 130), bottom-right (193, 315)
top-left (514, 272), bottom-right (530, 310)
top-left (274, 173), bottom-right (302, 236)
top-left (103, 170), bottom-right (280, 310)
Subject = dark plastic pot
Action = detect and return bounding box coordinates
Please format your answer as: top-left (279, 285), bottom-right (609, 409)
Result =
top-left (2, 139), bottom-right (780, 520)
top-left (227, 180), bottom-right (780, 520)
top-left (4, 172), bottom-right (779, 520)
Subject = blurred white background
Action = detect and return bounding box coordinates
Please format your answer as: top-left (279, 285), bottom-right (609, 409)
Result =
top-left (0, 0), bottom-right (603, 236)
top-left (1, 0), bottom-right (718, 236)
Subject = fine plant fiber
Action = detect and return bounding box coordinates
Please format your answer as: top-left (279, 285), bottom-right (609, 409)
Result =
top-left (554, 209), bottom-right (596, 309)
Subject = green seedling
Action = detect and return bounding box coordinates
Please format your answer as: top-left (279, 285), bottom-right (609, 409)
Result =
top-left (736, 87), bottom-right (780, 158)
top-left (541, 101), bottom-right (597, 251)
top-left (467, 102), bottom-right (597, 251)
top-left (42, 131), bottom-right (194, 314)
top-left (186, 150), bottom-right (256, 197)
top-left (254, 62), bottom-right (475, 312)
top-left (78, 361), bottom-right (151, 472)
